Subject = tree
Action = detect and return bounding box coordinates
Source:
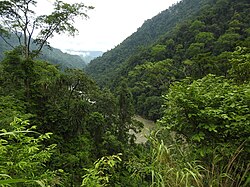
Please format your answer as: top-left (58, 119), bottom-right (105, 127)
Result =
top-left (0, 0), bottom-right (93, 59)
top-left (0, 0), bottom-right (93, 100)
top-left (229, 46), bottom-right (250, 83)
top-left (117, 80), bottom-right (134, 142)
top-left (0, 48), bottom-right (26, 99)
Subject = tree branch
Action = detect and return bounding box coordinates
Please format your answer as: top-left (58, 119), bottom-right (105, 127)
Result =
top-left (0, 34), bottom-right (15, 49)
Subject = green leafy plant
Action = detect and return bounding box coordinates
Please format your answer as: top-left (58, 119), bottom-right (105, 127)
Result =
top-left (81, 154), bottom-right (122, 187)
top-left (160, 74), bottom-right (250, 158)
top-left (0, 118), bottom-right (59, 186)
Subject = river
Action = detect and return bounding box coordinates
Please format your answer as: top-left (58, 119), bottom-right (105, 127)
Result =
top-left (131, 115), bottom-right (155, 144)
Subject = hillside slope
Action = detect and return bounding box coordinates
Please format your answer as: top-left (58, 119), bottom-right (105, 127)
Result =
top-left (86, 0), bottom-right (250, 120)
top-left (126, 0), bottom-right (250, 120)
top-left (85, 0), bottom-right (214, 85)
top-left (0, 35), bottom-right (86, 69)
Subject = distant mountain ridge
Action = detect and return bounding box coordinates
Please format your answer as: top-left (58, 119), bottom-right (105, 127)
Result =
top-left (0, 34), bottom-right (87, 69)
top-left (63, 50), bottom-right (103, 64)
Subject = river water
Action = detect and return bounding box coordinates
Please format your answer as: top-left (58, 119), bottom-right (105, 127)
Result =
top-left (131, 115), bottom-right (155, 143)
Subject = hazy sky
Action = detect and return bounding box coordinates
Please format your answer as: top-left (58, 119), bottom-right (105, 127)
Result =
top-left (40, 0), bottom-right (179, 52)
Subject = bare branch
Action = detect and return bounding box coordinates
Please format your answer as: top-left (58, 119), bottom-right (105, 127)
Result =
top-left (14, 28), bottom-right (23, 46)
top-left (0, 34), bottom-right (15, 49)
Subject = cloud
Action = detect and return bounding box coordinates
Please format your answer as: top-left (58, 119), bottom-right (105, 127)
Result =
top-left (43, 0), bottom-right (179, 51)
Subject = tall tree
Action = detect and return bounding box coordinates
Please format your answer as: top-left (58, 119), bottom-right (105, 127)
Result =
top-left (117, 80), bottom-right (134, 142)
top-left (0, 0), bottom-right (93, 99)
top-left (0, 0), bottom-right (93, 59)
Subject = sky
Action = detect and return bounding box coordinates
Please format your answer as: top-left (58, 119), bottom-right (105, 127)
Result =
top-left (39, 0), bottom-right (179, 52)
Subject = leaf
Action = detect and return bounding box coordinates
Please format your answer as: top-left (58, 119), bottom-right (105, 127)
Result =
top-left (0, 131), bottom-right (36, 136)
top-left (0, 179), bottom-right (46, 187)
top-left (0, 179), bottom-right (27, 185)
top-left (34, 180), bottom-right (46, 187)
top-left (191, 132), bottom-right (205, 142)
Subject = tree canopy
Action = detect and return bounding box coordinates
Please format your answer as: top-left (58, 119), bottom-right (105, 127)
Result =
top-left (0, 0), bottom-right (249, 186)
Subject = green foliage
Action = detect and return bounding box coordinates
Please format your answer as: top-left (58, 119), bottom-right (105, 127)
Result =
top-left (128, 59), bottom-right (178, 120)
top-left (0, 178), bottom-right (48, 187)
top-left (81, 154), bottom-right (122, 187)
top-left (86, 0), bottom-right (250, 120)
top-left (0, 49), bottom-right (26, 97)
top-left (128, 128), bottom-right (250, 187)
top-left (86, 0), bottom-right (210, 86)
top-left (0, 96), bottom-right (30, 130)
top-left (0, 49), bottom-right (138, 185)
top-left (0, 1), bottom-right (167, 187)
top-left (0, 118), bottom-right (58, 186)
top-left (117, 81), bottom-right (134, 123)
top-left (160, 74), bottom-right (250, 158)
top-left (39, 47), bottom-right (87, 69)
top-left (229, 46), bottom-right (250, 83)
top-left (0, 34), bottom-right (87, 69)
top-left (1, 0), bottom-right (249, 186)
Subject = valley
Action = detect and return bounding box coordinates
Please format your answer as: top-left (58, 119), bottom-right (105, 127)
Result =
top-left (0, 0), bottom-right (249, 186)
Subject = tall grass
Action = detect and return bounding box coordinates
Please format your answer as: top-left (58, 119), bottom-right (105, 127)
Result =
top-left (129, 128), bottom-right (250, 187)
top-left (203, 141), bottom-right (250, 187)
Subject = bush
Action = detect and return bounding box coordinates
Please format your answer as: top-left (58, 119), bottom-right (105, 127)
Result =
top-left (160, 74), bottom-right (250, 158)
top-left (0, 118), bottom-right (59, 186)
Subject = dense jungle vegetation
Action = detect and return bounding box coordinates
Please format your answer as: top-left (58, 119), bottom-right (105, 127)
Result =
top-left (0, 0), bottom-right (249, 186)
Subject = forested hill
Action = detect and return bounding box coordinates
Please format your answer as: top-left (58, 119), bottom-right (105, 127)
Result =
top-left (86, 0), bottom-right (250, 120)
top-left (0, 35), bottom-right (87, 69)
top-left (85, 0), bottom-right (215, 85)
top-left (1, 0), bottom-right (249, 186)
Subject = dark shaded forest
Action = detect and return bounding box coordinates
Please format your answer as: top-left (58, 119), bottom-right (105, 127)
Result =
top-left (0, 0), bottom-right (249, 186)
